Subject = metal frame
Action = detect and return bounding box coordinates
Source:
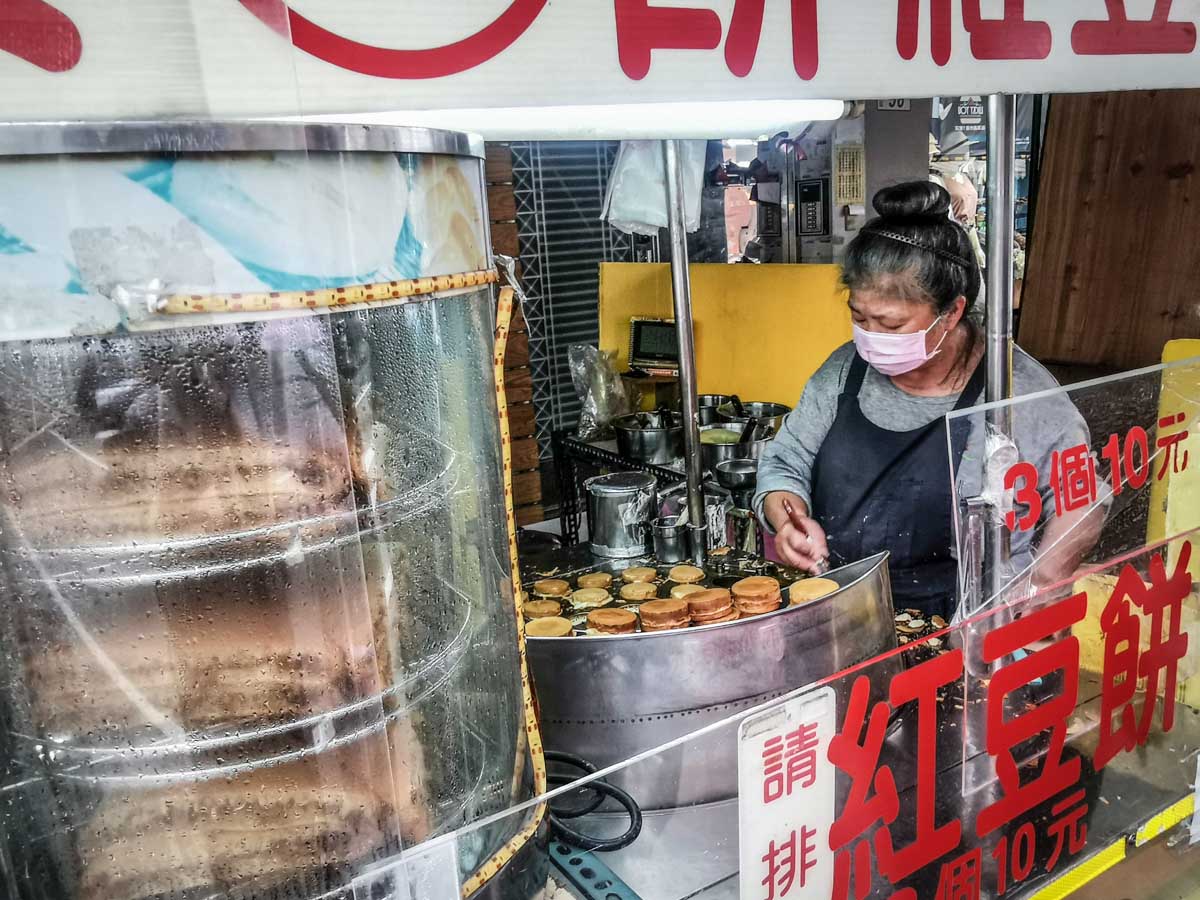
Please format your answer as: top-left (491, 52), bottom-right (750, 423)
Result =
top-left (662, 140), bottom-right (705, 547)
top-left (511, 141), bottom-right (636, 460)
top-left (0, 120), bottom-right (484, 158)
top-left (982, 94), bottom-right (1018, 607)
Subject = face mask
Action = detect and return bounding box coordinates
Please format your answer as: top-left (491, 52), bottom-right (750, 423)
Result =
top-left (853, 315), bottom-right (948, 377)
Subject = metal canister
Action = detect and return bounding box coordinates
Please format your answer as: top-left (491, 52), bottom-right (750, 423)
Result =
top-left (586, 472), bottom-right (657, 558)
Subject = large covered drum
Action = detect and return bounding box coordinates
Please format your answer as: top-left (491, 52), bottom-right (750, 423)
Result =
top-left (0, 123), bottom-right (543, 900)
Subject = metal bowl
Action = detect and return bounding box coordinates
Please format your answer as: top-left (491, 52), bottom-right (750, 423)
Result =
top-left (698, 423), bottom-right (771, 474)
top-left (697, 394), bottom-right (732, 426)
top-left (716, 401), bottom-right (791, 432)
top-left (714, 457), bottom-right (758, 491)
top-left (613, 411), bottom-right (683, 464)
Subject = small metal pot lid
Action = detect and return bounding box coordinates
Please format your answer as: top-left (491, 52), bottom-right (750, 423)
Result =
top-left (587, 471), bottom-right (657, 495)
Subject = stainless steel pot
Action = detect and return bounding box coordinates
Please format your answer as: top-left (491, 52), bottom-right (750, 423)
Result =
top-left (658, 480), bottom-right (732, 551)
top-left (586, 472), bottom-right (657, 558)
top-left (699, 423), bottom-right (772, 474)
top-left (526, 552), bottom-right (898, 810)
top-left (697, 394), bottom-right (732, 426)
top-left (613, 411), bottom-right (683, 464)
top-left (716, 401), bottom-right (791, 432)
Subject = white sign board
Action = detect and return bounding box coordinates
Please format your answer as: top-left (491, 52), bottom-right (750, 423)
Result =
top-left (2, 2), bottom-right (1200, 122)
top-left (739, 684), bottom-right (838, 900)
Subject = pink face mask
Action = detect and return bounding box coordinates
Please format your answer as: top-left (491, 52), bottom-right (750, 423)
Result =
top-left (852, 315), bottom-right (948, 376)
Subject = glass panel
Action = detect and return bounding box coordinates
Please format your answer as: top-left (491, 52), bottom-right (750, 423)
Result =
top-left (417, 534), bottom-right (1200, 899)
top-left (947, 357), bottom-right (1200, 616)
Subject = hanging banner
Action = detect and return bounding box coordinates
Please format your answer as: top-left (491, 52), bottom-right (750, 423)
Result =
top-left (2, 1), bottom-right (1200, 121)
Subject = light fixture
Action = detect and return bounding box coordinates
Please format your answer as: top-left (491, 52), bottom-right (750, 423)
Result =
top-left (298, 99), bottom-right (847, 142)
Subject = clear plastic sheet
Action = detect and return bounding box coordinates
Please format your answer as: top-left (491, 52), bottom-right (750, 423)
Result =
top-left (947, 357), bottom-right (1200, 616)
top-left (569, 344), bottom-right (637, 442)
top-left (601, 140), bottom-right (706, 237)
top-left (0, 124), bottom-right (536, 900)
top-left (414, 530), bottom-right (1200, 899)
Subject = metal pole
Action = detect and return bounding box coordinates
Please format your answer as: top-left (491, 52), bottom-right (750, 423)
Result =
top-left (983, 93), bottom-right (1016, 607)
top-left (662, 140), bottom-right (705, 548)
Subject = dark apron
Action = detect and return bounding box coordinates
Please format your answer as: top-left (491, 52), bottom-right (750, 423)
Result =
top-left (810, 354), bottom-right (984, 620)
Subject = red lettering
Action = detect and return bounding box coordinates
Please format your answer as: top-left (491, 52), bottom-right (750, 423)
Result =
top-left (1044, 789), bottom-right (1088, 872)
top-left (238, 0), bottom-right (548, 79)
top-left (614, 0), bottom-right (723, 80)
top-left (1125, 426), bottom-right (1152, 488)
top-left (896, 0), bottom-right (1050, 65)
top-left (1155, 412), bottom-right (1190, 480)
top-left (762, 721), bottom-right (820, 803)
top-left (877, 650), bottom-right (964, 882)
top-left (1050, 443), bottom-right (1098, 517)
top-left (976, 592), bottom-right (1087, 837)
top-left (992, 822), bottom-right (1037, 895)
top-left (725, 0), bottom-right (819, 79)
top-left (962, 0), bottom-right (1051, 60)
top-left (1096, 541), bottom-right (1193, 768)
top-left (934, 847), bottom-right (983, 900)
top-left (829, 655), bottom-right (963, 899)
top-left (1073, 0), bottom-right (1197, 55)
top-left (1004, 461), bottom-right (1042, 532)
top-left (828, 675), bottom-right (899, 899)
top-left (0, 0), bottom-right (81, 72)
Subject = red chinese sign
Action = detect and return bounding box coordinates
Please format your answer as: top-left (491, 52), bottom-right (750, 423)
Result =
top-left (5, 1), bottom-right (1200, 86)
top-left (1004, 413), bottom-right (1190, 534)
top-left (803, 539), bottom-right (1194, 899)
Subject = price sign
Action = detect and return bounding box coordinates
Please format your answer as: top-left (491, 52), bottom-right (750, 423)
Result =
top-left (739, 685), bottom-right (836, 900)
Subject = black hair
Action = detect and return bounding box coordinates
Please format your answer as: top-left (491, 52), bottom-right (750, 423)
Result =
top-left (843, 180), bottom-right (982, 314)
top-left (842, 181), bottom-right (983, 374)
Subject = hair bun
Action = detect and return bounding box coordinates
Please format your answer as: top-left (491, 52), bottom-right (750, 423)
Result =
top-left (873, 181), bottom-right (952, 223)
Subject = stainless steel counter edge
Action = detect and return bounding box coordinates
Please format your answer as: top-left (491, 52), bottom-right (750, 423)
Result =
top-left (0, 121), bottom-right (485, 159)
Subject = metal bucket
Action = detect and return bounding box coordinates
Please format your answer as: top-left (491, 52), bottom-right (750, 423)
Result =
top-left (586, 472), bottom-right (657, 558)
top-left (526, 552), bottom-right (899, 810)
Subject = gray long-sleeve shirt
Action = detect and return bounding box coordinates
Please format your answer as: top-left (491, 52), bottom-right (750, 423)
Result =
top-left (753, 342), bottom-right (1094, 570)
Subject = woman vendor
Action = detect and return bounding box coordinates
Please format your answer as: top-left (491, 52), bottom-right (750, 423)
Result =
top-left (754, 181), bottom-right (1100, 620)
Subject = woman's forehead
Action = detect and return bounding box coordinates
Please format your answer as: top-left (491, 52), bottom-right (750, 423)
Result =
top-left (849, 283), bottom-right (932, 312)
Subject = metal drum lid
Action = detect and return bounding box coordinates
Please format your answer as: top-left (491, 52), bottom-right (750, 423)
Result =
top-left (586, 471), bottom-right (657, 496)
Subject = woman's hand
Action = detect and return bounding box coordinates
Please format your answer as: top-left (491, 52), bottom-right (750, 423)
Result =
top-left (763, 491), bottom-right (829, 574)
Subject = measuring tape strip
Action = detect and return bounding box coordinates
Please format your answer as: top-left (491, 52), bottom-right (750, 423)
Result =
top-left (460, 284), bottom-right (548, 899)
top-left (156, 269), bottom-right (500, 315)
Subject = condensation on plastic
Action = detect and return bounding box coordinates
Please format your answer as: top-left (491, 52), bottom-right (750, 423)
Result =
top-left (600, 140), bottom-right (706, 237)
top-left (0, 139), bottom-right (533, 900)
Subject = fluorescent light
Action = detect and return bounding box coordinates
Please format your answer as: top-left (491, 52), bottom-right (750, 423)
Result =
top-left (297, 99), bottom-right (846, 141)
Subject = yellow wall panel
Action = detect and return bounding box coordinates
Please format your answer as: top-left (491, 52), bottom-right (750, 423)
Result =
top-left (598, 262), bottom-right (851, 408)
top-left (1147, 340), bottom-right (1200, 573)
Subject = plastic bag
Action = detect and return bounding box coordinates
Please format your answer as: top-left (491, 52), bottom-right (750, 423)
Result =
top-left (601, 140), bottom-right (706, 237)
top-left (569, 344), bottom-right (636, 441)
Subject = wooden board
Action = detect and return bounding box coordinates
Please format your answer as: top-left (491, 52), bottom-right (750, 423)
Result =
top-left (488, 190), bottom-right (517, 223)
top-left (508, 402), bottom-right (536, 437)
top-left (513, 470), bottom-right (542, 507)
top-left (504, 367), bottom-right (533, 404)
top-left (486, 143), bottom-right (514, 184)
top-left (505, 331), bottom-right (529, 364)
top-left (1022, 90), bottom-right (1200, 369)
top-left (510, 436), bottom-right (540, 472)
top-left (492, 221), bottom-right (520, 257)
